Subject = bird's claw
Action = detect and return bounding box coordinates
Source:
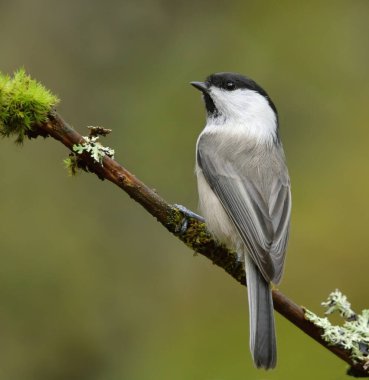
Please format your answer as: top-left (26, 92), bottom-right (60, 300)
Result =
top-left (236, 251), bottom-right (244, 263)
top-left (174, 204), bottom-right (205, 235)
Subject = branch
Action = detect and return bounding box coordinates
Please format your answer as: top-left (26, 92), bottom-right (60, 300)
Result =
top-left (37, 111), bottom-right (367, 377)
top-left (1, 70), bottom-right (367, 376)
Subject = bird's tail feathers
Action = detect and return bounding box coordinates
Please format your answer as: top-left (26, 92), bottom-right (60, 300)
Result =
top-left (245, 253), bottom-right (276, 369)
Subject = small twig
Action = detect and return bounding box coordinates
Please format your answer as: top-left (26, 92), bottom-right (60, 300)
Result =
top-left (87, 126), bottom-right (112, 137)
top-left (24, 111), bottom-right (368, 376)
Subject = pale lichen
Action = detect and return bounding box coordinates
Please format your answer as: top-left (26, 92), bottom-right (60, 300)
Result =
top-left (305, 290), bottom-right (369, 369)
top-left (322, 289), bottom-right (356, 320)
top-left (64, 126), bottom-right (114, 175)
top-left (73, 135), bottom-right (115, 165)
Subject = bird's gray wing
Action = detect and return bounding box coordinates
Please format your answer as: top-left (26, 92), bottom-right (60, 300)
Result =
top-left (268, 176), bottom-right (291, 283)
top-left (197, 135), bottom-right (291, 283)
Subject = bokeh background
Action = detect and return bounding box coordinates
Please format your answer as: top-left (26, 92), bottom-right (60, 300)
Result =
top-left (1, 1), bottom-right (369, 379)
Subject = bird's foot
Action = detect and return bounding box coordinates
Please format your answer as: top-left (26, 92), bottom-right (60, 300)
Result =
top-left (174, 204), bottom-right (205, 235)
top-left (236, 251), bottom-right (245, 263)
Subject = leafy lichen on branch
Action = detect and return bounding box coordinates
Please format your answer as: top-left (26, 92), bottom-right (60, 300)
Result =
top-left (0, 69), bottom-right (59, 143)
top-left (305, 290), bottom-right (369, 371)
top-left (321, 289), bottom-right (356, 320)
top-left (65, 127), bottom-right (115, 175)
top-left (73, 135), bottom-right (115, 164)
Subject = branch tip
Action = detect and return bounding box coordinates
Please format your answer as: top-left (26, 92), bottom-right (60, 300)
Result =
top-left (305, 290), bottom-right (369, 375)
top-left (0, 69), bottom-right (58, 143)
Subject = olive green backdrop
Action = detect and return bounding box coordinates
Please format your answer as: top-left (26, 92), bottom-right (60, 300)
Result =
top-left (1, 1), bottom-right (369, 379)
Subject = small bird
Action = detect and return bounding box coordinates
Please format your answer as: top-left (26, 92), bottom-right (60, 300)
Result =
top-left (191, 72), bottom-right (291, 369)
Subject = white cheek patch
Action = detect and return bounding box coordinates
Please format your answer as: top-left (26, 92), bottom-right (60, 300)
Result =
top-left (208, 87), bottom-right (277, 144)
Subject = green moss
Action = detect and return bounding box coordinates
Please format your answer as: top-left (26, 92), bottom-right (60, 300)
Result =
top-left (63, 156), bottom-right (79, 176)
top-left (0, 69), bottom-right (59, 143)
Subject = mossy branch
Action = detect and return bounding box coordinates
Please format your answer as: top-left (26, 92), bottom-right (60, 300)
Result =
top-left (1, 70), bottom-right (368, 377)
top-left (0, 69), bottom-right (58, 143)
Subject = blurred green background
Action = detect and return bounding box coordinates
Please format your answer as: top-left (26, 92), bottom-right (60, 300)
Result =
top-left (1, 1), bottom-right (369, 379)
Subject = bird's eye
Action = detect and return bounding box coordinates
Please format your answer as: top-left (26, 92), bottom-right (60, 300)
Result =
top-left (226, 81), bottom-right (236, 90)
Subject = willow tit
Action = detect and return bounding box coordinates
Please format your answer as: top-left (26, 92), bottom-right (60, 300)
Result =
top-left (191, 73), bottom-right (291, 369)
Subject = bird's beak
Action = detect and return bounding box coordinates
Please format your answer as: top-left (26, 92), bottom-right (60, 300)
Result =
top-left (190, 81), bottom-right (208, 93)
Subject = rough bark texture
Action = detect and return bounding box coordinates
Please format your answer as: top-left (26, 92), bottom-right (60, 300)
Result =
top-left (34, 111), bottom-right (368, 377)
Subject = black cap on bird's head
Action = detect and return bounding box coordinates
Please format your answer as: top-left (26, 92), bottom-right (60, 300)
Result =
top-left (191, 72), bottom-right (277, 118)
